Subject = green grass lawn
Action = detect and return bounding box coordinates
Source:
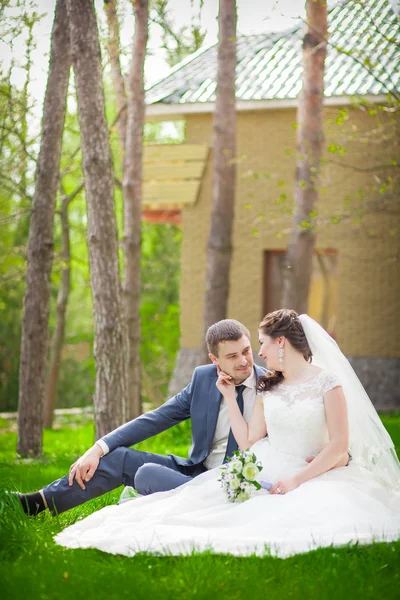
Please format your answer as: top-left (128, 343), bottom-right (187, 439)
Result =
top-left (1, 413), bottom-right (399, 600)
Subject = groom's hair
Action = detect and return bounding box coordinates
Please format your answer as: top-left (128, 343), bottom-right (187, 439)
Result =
top-left (206, 319), bottom-right (251, 356)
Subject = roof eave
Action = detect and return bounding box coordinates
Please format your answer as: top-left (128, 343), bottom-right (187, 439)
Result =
top-left (145, 94), bottom-right (389, 120)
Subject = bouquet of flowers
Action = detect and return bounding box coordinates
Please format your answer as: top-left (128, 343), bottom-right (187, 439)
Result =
top-left (219, 449), bottom-right (263, 502)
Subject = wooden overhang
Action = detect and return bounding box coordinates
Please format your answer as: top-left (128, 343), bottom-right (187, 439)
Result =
top-left (142, 143), bottom-right (209, 224)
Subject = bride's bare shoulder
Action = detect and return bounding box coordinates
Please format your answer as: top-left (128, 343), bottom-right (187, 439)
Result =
top-left (308, 365), bottom-right (325, 376)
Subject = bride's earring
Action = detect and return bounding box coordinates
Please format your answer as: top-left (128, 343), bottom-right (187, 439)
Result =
top-left (278, 347), bottom-right (284, 371)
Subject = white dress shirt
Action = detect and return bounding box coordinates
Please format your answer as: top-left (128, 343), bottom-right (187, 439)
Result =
top-left (203, 369), bottom-right (257, 470)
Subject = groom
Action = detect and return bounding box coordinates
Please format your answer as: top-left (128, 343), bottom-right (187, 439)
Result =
top-left (18, 319), bottom-right (266, 516)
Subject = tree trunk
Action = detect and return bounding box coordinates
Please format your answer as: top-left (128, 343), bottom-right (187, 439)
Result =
top-left (43, 184), bottom-right (82, 428)
top-left (122, 0), bottom-right (148, 420)
top-left (281, 0), bottom-right (327, 314)
top-left (67, 0), bottom-right (126, 438)
top-left (103, 0), bottom-right (129, 421)
top-left (17, 0), bottom-right (70, 456)
top-left (316, 252), bottom-right (329, 330)
top-left (199, 0), bottom-right (237, 365)
top-left (104, 0), bottom-right (127, 153)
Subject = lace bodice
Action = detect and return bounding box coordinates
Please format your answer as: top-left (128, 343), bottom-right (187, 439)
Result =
top-left (262, 370), bottom-right (341, 459)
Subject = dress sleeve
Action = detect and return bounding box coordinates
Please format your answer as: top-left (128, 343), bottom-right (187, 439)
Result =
top-left (321, 372), bottom-right (342, 395)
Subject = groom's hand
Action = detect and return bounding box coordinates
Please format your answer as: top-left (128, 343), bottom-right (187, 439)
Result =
top-left (68, 444), bottom-right (103, 490)
top-left (216, 368), bottom-right (235, 399)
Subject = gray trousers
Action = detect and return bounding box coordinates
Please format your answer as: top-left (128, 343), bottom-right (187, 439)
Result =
top-left (43, 447), bottom-right (206, 515)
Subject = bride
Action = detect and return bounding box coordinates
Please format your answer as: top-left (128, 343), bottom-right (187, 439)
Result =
top-left (55, 310), bottom-right (400, 558)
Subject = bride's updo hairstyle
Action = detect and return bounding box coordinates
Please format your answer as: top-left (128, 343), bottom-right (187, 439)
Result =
top-left (256, 309), bottom-right (312, 393)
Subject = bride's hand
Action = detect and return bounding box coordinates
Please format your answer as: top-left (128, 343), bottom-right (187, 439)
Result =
top-left (270, 475), bottom-right (300, 495)
top-left (216, 368), bottom-right (236, 399)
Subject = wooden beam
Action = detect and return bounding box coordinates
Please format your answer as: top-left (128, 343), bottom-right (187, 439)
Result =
top-left (144, 161), bottom-right (205, 181)
top-left (144, 144), bottom-right (208, 162)
top-left (144, 180), bottom-right (200, 206)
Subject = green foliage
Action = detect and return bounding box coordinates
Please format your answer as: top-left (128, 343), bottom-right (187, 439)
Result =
top-left (151, 0), bottom-right (207, 67)
top-left (1, 0), bottom-right (208, 416)
top-left (140, 222), bottom-right (182, 404)
top-left (0, 63), bottom-right (183, 413)
top-left (56, 357), bottom-right (95, 409)
top-left (0, 69), bottom-right (34, 411)
top-left (144, 120), bottom-right (186, 145)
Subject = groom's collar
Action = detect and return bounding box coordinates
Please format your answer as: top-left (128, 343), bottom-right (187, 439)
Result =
top-left (241, 369), bottom-right (256, 390)
top-left (234, 365), bottom-right (264, 389)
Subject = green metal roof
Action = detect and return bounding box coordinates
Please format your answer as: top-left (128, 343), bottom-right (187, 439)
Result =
top-left (146, 0), bottom-right (399, 106)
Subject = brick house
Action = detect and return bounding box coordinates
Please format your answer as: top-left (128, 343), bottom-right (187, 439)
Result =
top-left (142, 0), bottom-right (400, 409)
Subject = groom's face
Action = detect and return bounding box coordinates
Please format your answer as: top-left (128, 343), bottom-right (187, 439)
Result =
top-left (209, 335), bottom-right (254, 384)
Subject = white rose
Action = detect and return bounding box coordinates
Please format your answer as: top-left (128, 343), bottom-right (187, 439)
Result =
top-left (229, 477), bottom-right (241, 490)
top-left (237, 491), bottom-right (250, 502)
top-left (247, 484), bottom-right (257, 497)
top-left (240, 481), bottom-right (256, 495)
top-left (228, 459), bottom-right (243, 473)
top-left (242, 462), bottom-right (258, 481)
top-left (244, 450), bottom-right (255, 463)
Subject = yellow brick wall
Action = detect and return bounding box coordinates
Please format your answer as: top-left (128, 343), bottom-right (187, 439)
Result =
top-left (179, 106), bottom-right (400, 357)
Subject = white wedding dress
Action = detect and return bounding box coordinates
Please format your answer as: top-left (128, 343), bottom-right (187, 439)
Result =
top-left (55, 370), bottom-right (400, 559)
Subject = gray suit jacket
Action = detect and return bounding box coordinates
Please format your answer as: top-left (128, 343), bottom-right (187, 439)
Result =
top-left (101, 363), bottom-right (266, 467)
